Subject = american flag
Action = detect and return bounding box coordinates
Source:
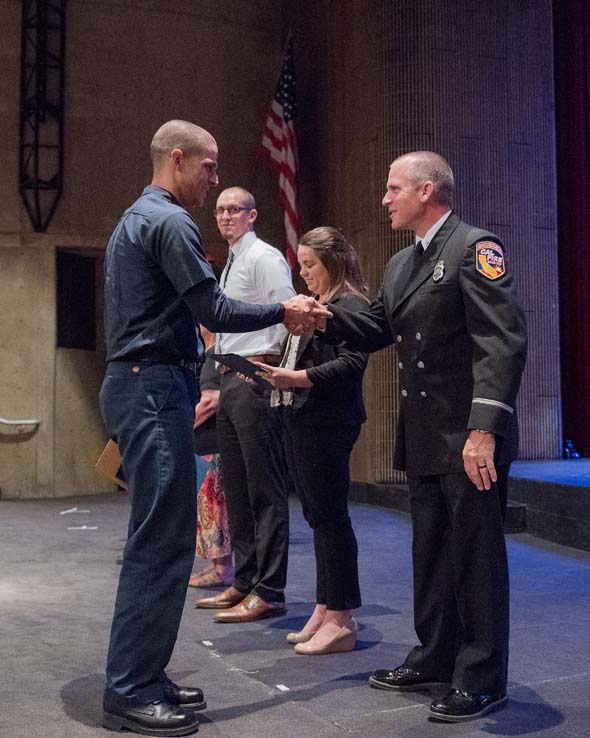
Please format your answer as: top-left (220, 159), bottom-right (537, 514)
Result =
top-left (261, 37), bottom-right (299, 268)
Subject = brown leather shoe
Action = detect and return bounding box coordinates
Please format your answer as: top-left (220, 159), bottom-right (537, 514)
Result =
top-left (214, 593), bottom-right (286, 623)
top-left (194, 585), bottom-right (246, 610)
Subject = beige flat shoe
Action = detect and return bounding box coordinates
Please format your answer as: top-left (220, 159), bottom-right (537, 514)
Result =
top-left (294, 618), bottom-right (357, 655)
top-left (286, 630), bottom-right (316, 644)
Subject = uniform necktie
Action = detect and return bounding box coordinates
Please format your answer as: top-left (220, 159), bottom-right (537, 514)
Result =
top-left (413, 240), bottom-right (426, 267)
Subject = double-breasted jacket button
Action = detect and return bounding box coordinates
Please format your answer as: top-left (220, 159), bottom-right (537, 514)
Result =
top-left (420, 391), bottom-right (428, 398)
top-left (401, 389), bottom-right (408, 397)
top-left (396, 335), bottom-right (403, 343)
top-left (398, 361), bottom-right (403, 370)
top-left (415, 332), bottom-right (422, 340)
top-left (417, 361), bottom-right (424, 369)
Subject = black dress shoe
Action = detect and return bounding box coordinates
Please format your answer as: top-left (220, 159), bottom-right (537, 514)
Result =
top-left (429, 688), bottom-right (507, 722)
top-left (102, 698), bottom-right (199, 736)
top-left (163, 680), bottom-right (207, 710)
top-left (369, 666), bottom-right (447, 691)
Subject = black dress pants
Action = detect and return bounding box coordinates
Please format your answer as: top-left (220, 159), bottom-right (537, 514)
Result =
top-left (217, 372), bottom-right (289, 602)
top-left (278, 406), bottom-right (362, 611)
top-left (404, 466), bottom-right (510, 695)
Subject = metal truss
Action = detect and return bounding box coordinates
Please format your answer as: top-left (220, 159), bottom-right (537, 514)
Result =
top-left (19, 0), bottom-right (66, 231)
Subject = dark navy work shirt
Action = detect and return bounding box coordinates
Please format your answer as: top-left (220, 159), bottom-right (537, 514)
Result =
top-left (104, 185), bottom-right (286, 363)
top-left (104, 186), bottom-right (214, 362)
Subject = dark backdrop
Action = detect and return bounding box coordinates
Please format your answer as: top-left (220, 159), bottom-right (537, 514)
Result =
top-left (554, 0), bottom-right (590, 456)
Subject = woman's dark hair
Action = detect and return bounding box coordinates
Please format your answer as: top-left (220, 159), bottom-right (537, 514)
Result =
top-left (298, 226), bottom-right (369, 303)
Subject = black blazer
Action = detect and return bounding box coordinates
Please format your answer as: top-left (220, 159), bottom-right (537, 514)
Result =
top-left (287, 292), bottom-right (369, 427)
top-left (321, 213), bottom-right (528, 475)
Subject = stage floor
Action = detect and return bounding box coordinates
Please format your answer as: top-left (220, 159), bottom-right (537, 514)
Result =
top-left (1, 493), bottom-right (589, 738)
top-left (511, 459), bottom-right (590, 487)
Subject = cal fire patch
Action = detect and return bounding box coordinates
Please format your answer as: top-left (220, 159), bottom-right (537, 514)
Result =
top-left (476, 241), bottom-right (505, 280)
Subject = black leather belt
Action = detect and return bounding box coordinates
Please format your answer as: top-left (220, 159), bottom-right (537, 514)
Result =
top-left (171, 358), bottom-right (199, 374)
top-left (113, 357), bottom-right (199, 374)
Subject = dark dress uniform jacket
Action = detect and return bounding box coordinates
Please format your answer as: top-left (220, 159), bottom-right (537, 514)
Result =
top-left (322, 213), bottom-right (528, 476)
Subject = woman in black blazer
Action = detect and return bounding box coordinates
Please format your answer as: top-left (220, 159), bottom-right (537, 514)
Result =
top-left (255, 227), bottom-right (369, 655)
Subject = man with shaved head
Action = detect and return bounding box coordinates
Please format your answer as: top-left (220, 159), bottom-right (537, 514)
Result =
top-left (319, 152), bottom-right (527, 722)
top-left (100, 121), bottom-right (327, 736)
top-left (195, 186), bottom-right (295, 623)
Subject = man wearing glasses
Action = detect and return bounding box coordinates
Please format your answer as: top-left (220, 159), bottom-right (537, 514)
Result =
top-left (195, 187), bottom-right (294, 622)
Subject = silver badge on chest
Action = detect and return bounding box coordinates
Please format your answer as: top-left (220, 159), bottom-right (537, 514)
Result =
top-left (432, 260), bottom-right (445, 282)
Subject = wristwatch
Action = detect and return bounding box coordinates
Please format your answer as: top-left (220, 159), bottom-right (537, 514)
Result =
top-left (473, 428), bottom-right (492, 434)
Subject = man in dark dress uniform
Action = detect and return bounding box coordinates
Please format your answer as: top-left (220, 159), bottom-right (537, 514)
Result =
top-left (320, 152), bottom-right (527, 722)
top-left (99, 120), bottom-right (328, 737)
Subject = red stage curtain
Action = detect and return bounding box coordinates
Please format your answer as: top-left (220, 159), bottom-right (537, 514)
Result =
top-left (554, 0), bottom-right (590, 456)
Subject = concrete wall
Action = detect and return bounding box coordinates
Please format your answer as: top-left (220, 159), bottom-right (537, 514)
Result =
top-left (0, 0), bottom-right (286, 498)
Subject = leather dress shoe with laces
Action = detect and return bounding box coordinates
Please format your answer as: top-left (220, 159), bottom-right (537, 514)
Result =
top-left (369, 666), bottom-right (448, 691)
top-left (162, 680), bottom-right (206, 710)
top-left (214, 593), bottom-right (286, 623)
top-left (429, 688), bottom-right (507, 722)
top-left (194, 585), bottom-right (247, 610)
top-left (102, 697), bottom-right (199, 736)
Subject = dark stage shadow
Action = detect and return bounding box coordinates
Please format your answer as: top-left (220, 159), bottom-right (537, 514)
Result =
top-left (60, 673), bottom-right (104, 729)
top-left (201, 671), bottom-right (374, 724)
top-left (481, 686), bottom-right (564, 736)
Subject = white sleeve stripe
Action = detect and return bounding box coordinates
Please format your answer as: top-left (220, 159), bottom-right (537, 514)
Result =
top-left (472, 398), bottom-right (514, 414)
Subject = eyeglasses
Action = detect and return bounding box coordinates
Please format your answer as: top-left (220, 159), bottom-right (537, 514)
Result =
top-left (213, 206), bottom-right (251, 218)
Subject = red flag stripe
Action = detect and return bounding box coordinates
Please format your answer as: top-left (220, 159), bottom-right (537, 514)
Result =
top-left (260, 38), bottom-right (299, 266)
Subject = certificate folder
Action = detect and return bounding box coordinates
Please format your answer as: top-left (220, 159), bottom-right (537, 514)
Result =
top-left (95, 439), bottom-right (128, 490)
top-left (209, 353), bottom-right (273, 387)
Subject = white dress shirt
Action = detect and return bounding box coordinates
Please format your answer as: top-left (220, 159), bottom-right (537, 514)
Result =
top-left (217, 231), bottom-right (295, 356)
top-left (416, 210), bottom-right (452, 250)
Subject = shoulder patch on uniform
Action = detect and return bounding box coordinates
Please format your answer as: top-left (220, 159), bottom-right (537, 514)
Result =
top-left (475, 241), bottom-right (505, 280)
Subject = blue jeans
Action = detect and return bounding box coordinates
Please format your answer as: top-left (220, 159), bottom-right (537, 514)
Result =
top-left (99, 361), bottom-right (198, 705)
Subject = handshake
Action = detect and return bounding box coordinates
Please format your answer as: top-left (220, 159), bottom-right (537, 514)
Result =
top-left (281, 295), bottom-right (331, 335)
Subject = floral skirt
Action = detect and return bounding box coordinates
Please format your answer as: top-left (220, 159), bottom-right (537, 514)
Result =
top-left (196, 454), bottom-right (232, 559)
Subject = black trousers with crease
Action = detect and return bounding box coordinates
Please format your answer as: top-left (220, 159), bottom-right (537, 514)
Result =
top-left (217, 372), bottom-right (289, 603)
top-left (277, 406), bottom-right (362, 611)
top-left (404, 466), bottom-right (510, 695)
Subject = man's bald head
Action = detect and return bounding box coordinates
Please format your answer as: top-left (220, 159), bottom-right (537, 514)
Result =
top-left (392, 151), bottom-right (454, 207)
top-left (217, 187), bottom-right (256, 210)
top-left (150, 120), bottom-right (216, 168)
